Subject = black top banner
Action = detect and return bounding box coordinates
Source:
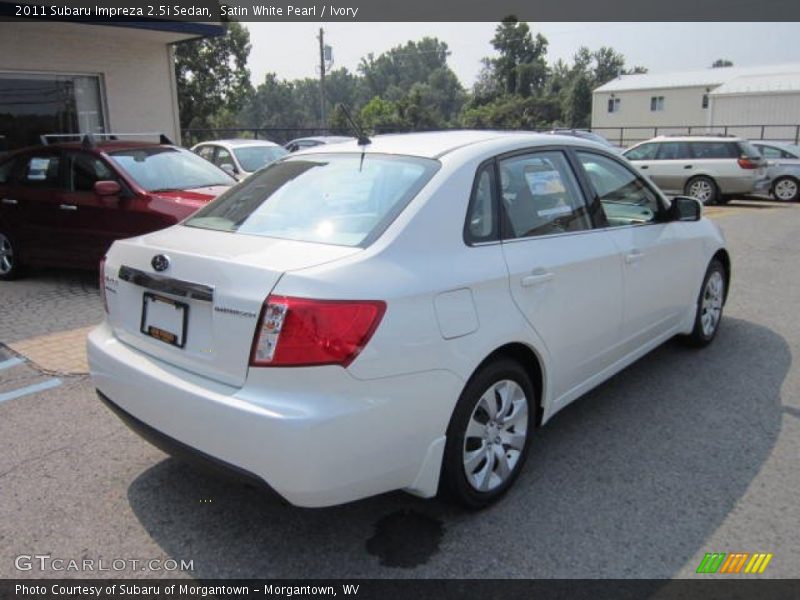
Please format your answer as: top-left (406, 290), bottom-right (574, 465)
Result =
top-left (3, 0), bottom-right (800, 22)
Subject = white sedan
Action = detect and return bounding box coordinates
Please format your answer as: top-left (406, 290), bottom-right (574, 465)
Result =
top-left (89, 131), bottom-right (729, 508)
top-left (191, 139), bottom-right (288, 180)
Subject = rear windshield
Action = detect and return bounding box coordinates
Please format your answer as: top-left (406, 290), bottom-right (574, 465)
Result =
top-left (737, 141), bottom-right (763, 159)
top-left (233, 145), bottom-right (288, 172)
top-left (185, 153), bottom-right (440, 247)
top-left (109, 147), bottom-right (234, 192)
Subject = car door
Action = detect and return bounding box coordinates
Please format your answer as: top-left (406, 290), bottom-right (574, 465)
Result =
top-left (623, 141), bottom-right (659, 179)
top-left (56, 150), bottom-right (131, 267)
top-left (649, 141), bottom-right (693, 193)
top-left (6, 150), bottom-right (67, 265)
top-left (574, 150), bottom-right (701, 354)
top-left (498, 148), bottom-right (625, 403)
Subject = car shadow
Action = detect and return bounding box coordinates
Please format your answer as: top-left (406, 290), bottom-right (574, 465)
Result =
top-left (126, 316), bottom-right (789, 578)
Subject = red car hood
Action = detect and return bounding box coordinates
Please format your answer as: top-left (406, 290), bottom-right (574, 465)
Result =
top-left (148, 185), bottom-right (231, 205)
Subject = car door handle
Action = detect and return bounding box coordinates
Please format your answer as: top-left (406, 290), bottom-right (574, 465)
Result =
top-left (1, 198), bottom-right (18, 205)
top-left (625, 250), bottom-right (644, 264)
top-left (521, 271), bottom-right (555, 287)
top-left (640, 165), bottom-right (649, 170)
top-left (59, 204), bottom-right (78, 211)
top-left (683, 165), bottom-right (693, 169)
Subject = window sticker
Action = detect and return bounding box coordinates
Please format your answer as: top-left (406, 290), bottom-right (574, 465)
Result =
top-left (524, 169), bottom-right (566, 195)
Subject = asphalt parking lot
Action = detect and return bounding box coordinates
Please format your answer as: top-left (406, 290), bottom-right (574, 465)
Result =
top-left (1, 198), bottom-right (799, 579)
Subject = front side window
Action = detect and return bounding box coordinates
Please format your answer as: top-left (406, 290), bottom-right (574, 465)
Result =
top-left (499, 151), bottom-right (591, 239)
top-left (108, 147), bottom-right (234, 192)
top-left (624, 143), bottom-right (659, 161)
top-left (66, 152), bottom-right (115, 192)
top-left (196, 145), bottom-right (215, 161)
top-left (577, 151), bottom-right (662, 227)
top-left (186, 153), bottom-right (439, 247)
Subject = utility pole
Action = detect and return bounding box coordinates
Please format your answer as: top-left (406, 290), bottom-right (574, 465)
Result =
top-left (318, 27), bottom-right (326, 130)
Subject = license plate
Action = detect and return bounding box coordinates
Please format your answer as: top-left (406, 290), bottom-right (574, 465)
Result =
top-left (140, 293), bottom-right (188, 348)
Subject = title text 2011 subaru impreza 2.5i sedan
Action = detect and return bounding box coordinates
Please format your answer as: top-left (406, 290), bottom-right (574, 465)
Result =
top-left (88, 131), bottom-right (730, 509)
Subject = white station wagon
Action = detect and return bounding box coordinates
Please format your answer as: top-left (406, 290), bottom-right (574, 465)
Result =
top-left (88, 131), bottom-right (730, 508)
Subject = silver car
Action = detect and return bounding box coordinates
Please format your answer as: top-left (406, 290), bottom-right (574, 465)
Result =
top-left (751, 140), bottom-right (800, 202)
top-left (191, 139), bottom-right (288, 180)
top-left (624, 136), bottom-right (769, 204)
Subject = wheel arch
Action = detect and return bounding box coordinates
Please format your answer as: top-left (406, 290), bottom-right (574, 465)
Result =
top-left (467, 342), bottom-right (546, 427)
top-left (712, 248), bottom-right (731, 304)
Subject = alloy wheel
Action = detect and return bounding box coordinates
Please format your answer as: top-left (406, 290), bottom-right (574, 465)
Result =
top-left (701, 270), bottom-right (724, 337)
top-left (773, 177), bottom-right (798, 202)
top-left (462, 379), bottom-right (529, 492)
top-left (0, 233), bottom-right (14, 275)
top-left (688, 179), bottom-right (714, 204)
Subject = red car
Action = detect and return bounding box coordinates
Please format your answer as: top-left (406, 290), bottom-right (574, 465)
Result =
top-left (0, 138), bottom-right (235, 279)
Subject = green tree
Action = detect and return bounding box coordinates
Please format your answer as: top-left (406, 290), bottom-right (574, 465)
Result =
top-left (488, 18), bottom-right (549, 97)
top-left (563, 72), bottom-right (592, 128)
top-left (174, 22), bottom-right (252, 130)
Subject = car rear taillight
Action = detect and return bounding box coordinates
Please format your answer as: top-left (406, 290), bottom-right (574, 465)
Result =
top-left (250, 296), bottom-right (386, 367)
top-left (737, 157), bottom-right (760, 169)
top-left (99, 256), bottom-right (108, 314)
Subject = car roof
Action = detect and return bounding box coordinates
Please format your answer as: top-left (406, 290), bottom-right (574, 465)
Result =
top-left (649, 135), bottom-right (744, 143)
top-left (294, 130), bottom-right (601, 159)
top-left (6, 141), bottom-right (174, 155)
top-left (194, 139), bottom-right (281, 148)
top-left (287, 136), bottom-right (354, 144)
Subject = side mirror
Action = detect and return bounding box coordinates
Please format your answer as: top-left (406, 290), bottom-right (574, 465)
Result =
top-left (670, 195), bottom-right (702, 222)
top-left (220, 163), bottom-right (237, 177)
top-left (94, 180), bottom-right (121, 196)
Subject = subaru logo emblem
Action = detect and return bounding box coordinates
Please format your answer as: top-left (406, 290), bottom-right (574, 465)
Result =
top-left (151, 254), bottom-right (170, 272)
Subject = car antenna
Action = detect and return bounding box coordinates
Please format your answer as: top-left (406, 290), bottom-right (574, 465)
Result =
top-left (336, 103), bottom-right (370, 146)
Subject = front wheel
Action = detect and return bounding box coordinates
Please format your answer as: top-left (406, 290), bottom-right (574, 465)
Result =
top-left (440, 358), bottom-right (535, 509)
top-left (0, 230), bottom-right (22, 281)
top-left (685, 176), bottom-right (719, 205)
top-left (684, 259), bottom-right (726, 347)
top-left (772, 176), bottom-right (799, 202)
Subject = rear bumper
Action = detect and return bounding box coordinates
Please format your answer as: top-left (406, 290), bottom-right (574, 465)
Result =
top-left (87, 322), bottom-right (461, 507)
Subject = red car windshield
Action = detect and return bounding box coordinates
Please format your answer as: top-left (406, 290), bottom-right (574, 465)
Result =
top-left (108, 147), bottom-right (234, 192)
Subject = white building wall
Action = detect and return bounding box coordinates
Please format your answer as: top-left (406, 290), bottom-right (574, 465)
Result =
top-left (0, 22), bottom-right (182, 143)
top-left (710, 93), bottom-right (800, 141)
top-left (592, 86), bottom-right (713, 144)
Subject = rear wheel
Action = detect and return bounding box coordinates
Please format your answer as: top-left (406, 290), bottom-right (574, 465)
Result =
top-left (0, 230), bottom-right (22, 281)
top-left (685, 176), bottom-right (718, 205)
top-left (684, 259), bottom-right (726, 347)
top-left (440, 358), bottom-right (535, 509)
top-left (772, 176), bottom-right (799, 202)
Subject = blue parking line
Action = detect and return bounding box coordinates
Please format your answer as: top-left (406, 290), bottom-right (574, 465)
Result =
top-left (0, 357), bottom-right (25, 370)
top-left (0, 378), bottom-right (62, 404)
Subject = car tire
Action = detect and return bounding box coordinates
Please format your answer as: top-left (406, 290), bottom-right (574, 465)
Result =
top-left (0, 229), bottom-right (23, 281)
top-left (683, 259), bottom-right (726, 347)
top-left (439, 358), bottom-right (535, 509)
top-left (771, 176), bottom-right (799, 202)
top-left (684, 176), bottom-right (719, 205)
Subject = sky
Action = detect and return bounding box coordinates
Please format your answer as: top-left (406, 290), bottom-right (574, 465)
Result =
top-left (244, 22), bottom-right (800, 87)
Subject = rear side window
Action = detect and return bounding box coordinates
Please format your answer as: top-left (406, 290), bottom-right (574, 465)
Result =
top-left (737, 141), bottom-right (763, 160)
top-left (690, 142), bottom-right (738, 159)
top-left (19, 153), bottom-right (61, 186)
top-left (66, 152), bottom-right (115, 192)
top-left (656, 142), bottom-right (691, 160)
top-left (499, 150), bottom-right (591, 239)
top-left (465, 163), bottom-right (497, 243)
top-left (186, 153), bottom-right (440, 247)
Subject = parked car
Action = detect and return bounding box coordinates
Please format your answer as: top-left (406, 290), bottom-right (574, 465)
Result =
top-left (0, 136), bottom-right (235, 279)
top-left (750, 140), bottom-right (800, 202)
top-left (284, 135), bottom-right (354, 153)
top-left (191, 139), bottom-right (288, 180)
top-left (623, 135), bottom-right (769, 204)
top-left (89, 131), bottom-right (729, 509)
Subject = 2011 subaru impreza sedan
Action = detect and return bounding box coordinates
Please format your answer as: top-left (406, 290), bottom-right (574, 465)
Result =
top-left (88, 131), bottom-right (730, 509)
